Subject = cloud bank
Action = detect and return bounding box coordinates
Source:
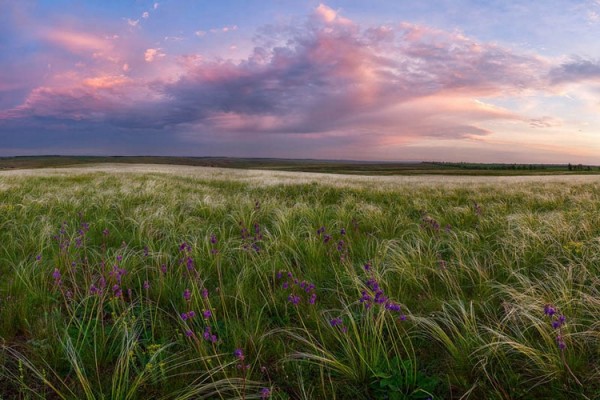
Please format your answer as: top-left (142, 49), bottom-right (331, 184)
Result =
top-left (0, 3), bottom-right (598, 161)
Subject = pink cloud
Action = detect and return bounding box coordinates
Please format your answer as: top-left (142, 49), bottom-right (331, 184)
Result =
top-left (83, 75), bottom-right (131, 89)
top-left (14, 86), bottom-right (109, 120)
top-left (314, 4), bottom-right (337, 23)
top-left (396, 23), bottom-right (549, 96)
top-left (144, 48), bottom-right (165, 62)
top-left (3, 3), bottom-right (579, 154)
top-left (314, 4), bottom-right (352, 25)
top-left (43, 29), bottom-right (112, 54)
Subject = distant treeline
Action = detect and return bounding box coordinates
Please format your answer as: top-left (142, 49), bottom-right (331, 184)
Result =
top-left (431, 162), bottom-right (599, 171)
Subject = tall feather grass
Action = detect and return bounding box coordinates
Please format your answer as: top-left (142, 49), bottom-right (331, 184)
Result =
top-left (1, 166), bottom-right (599, 398)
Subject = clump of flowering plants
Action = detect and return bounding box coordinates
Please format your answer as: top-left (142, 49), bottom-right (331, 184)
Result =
top-left (544, 304), bottom-right (567, 351)
top-left (276, 270), bottom-right (318, 307)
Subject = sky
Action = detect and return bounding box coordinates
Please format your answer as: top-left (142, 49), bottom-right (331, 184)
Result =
top-left (1, 1), bottom-right (600, 163)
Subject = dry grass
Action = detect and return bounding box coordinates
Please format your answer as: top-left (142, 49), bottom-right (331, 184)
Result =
top-left (2, 163), bottom-right (600, 188)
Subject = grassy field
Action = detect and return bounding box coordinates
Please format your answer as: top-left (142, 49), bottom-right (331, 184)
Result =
top-left (1, 156), bottom-right (598, 176)
top-left (1, 165), bottom-right (599, 399)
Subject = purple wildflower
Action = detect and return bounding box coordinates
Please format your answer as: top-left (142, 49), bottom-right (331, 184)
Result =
top-left (552, 320), bottom-right (560, 329)
top-left (116, 268), bottom-right (126, 283)
top-left (183, 288), bottom-right (191, 302)
top-left (210, 234), bottom-right (217, 244)
top-left (544, 304), bottom-right (556, 317)
top-left (186, 257), bottom-right (194, 271)
top-left (260, 387), bottom-right (271, 399)
top-left (143, 280), bottom-right (150, 290)
top-left (52, 268), bottom-right (62, 285)
top-left (374, 290), bottom-right (387, 304)
top-left (201, 288), bottom-right (209, 299)
top-left (360, 275), bottom-right (406, 318)
top-left (544, 305), bottom-right (568, 350)
top-left (233, 348), bottom-right (244, 360)
top-left (287, 294), bottom-right (301, 305)
top-left (551, 315), bottom-right (566, 329)
top-left (203, 326), bottom-right (218, 343)
top-left (557, 335), bottom-right (566, 350)
top-left (179, 242), bottom-right (191, 252)
top-left (366, 278), bottom-right (380, 292)
top-left (185, 330), bottom-right (193, 337)
top-left (203, 309), bottom-right (212, 319)
top-left (360, 291), bottom-right (372, 307)
top-left (340, 228), bottom-right (346, 235)
top-left (330, 317), bottom-right (343, 327)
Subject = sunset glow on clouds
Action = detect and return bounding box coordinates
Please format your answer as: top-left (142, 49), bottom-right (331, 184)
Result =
top-left (1, 1), bottom-right (600, 162)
